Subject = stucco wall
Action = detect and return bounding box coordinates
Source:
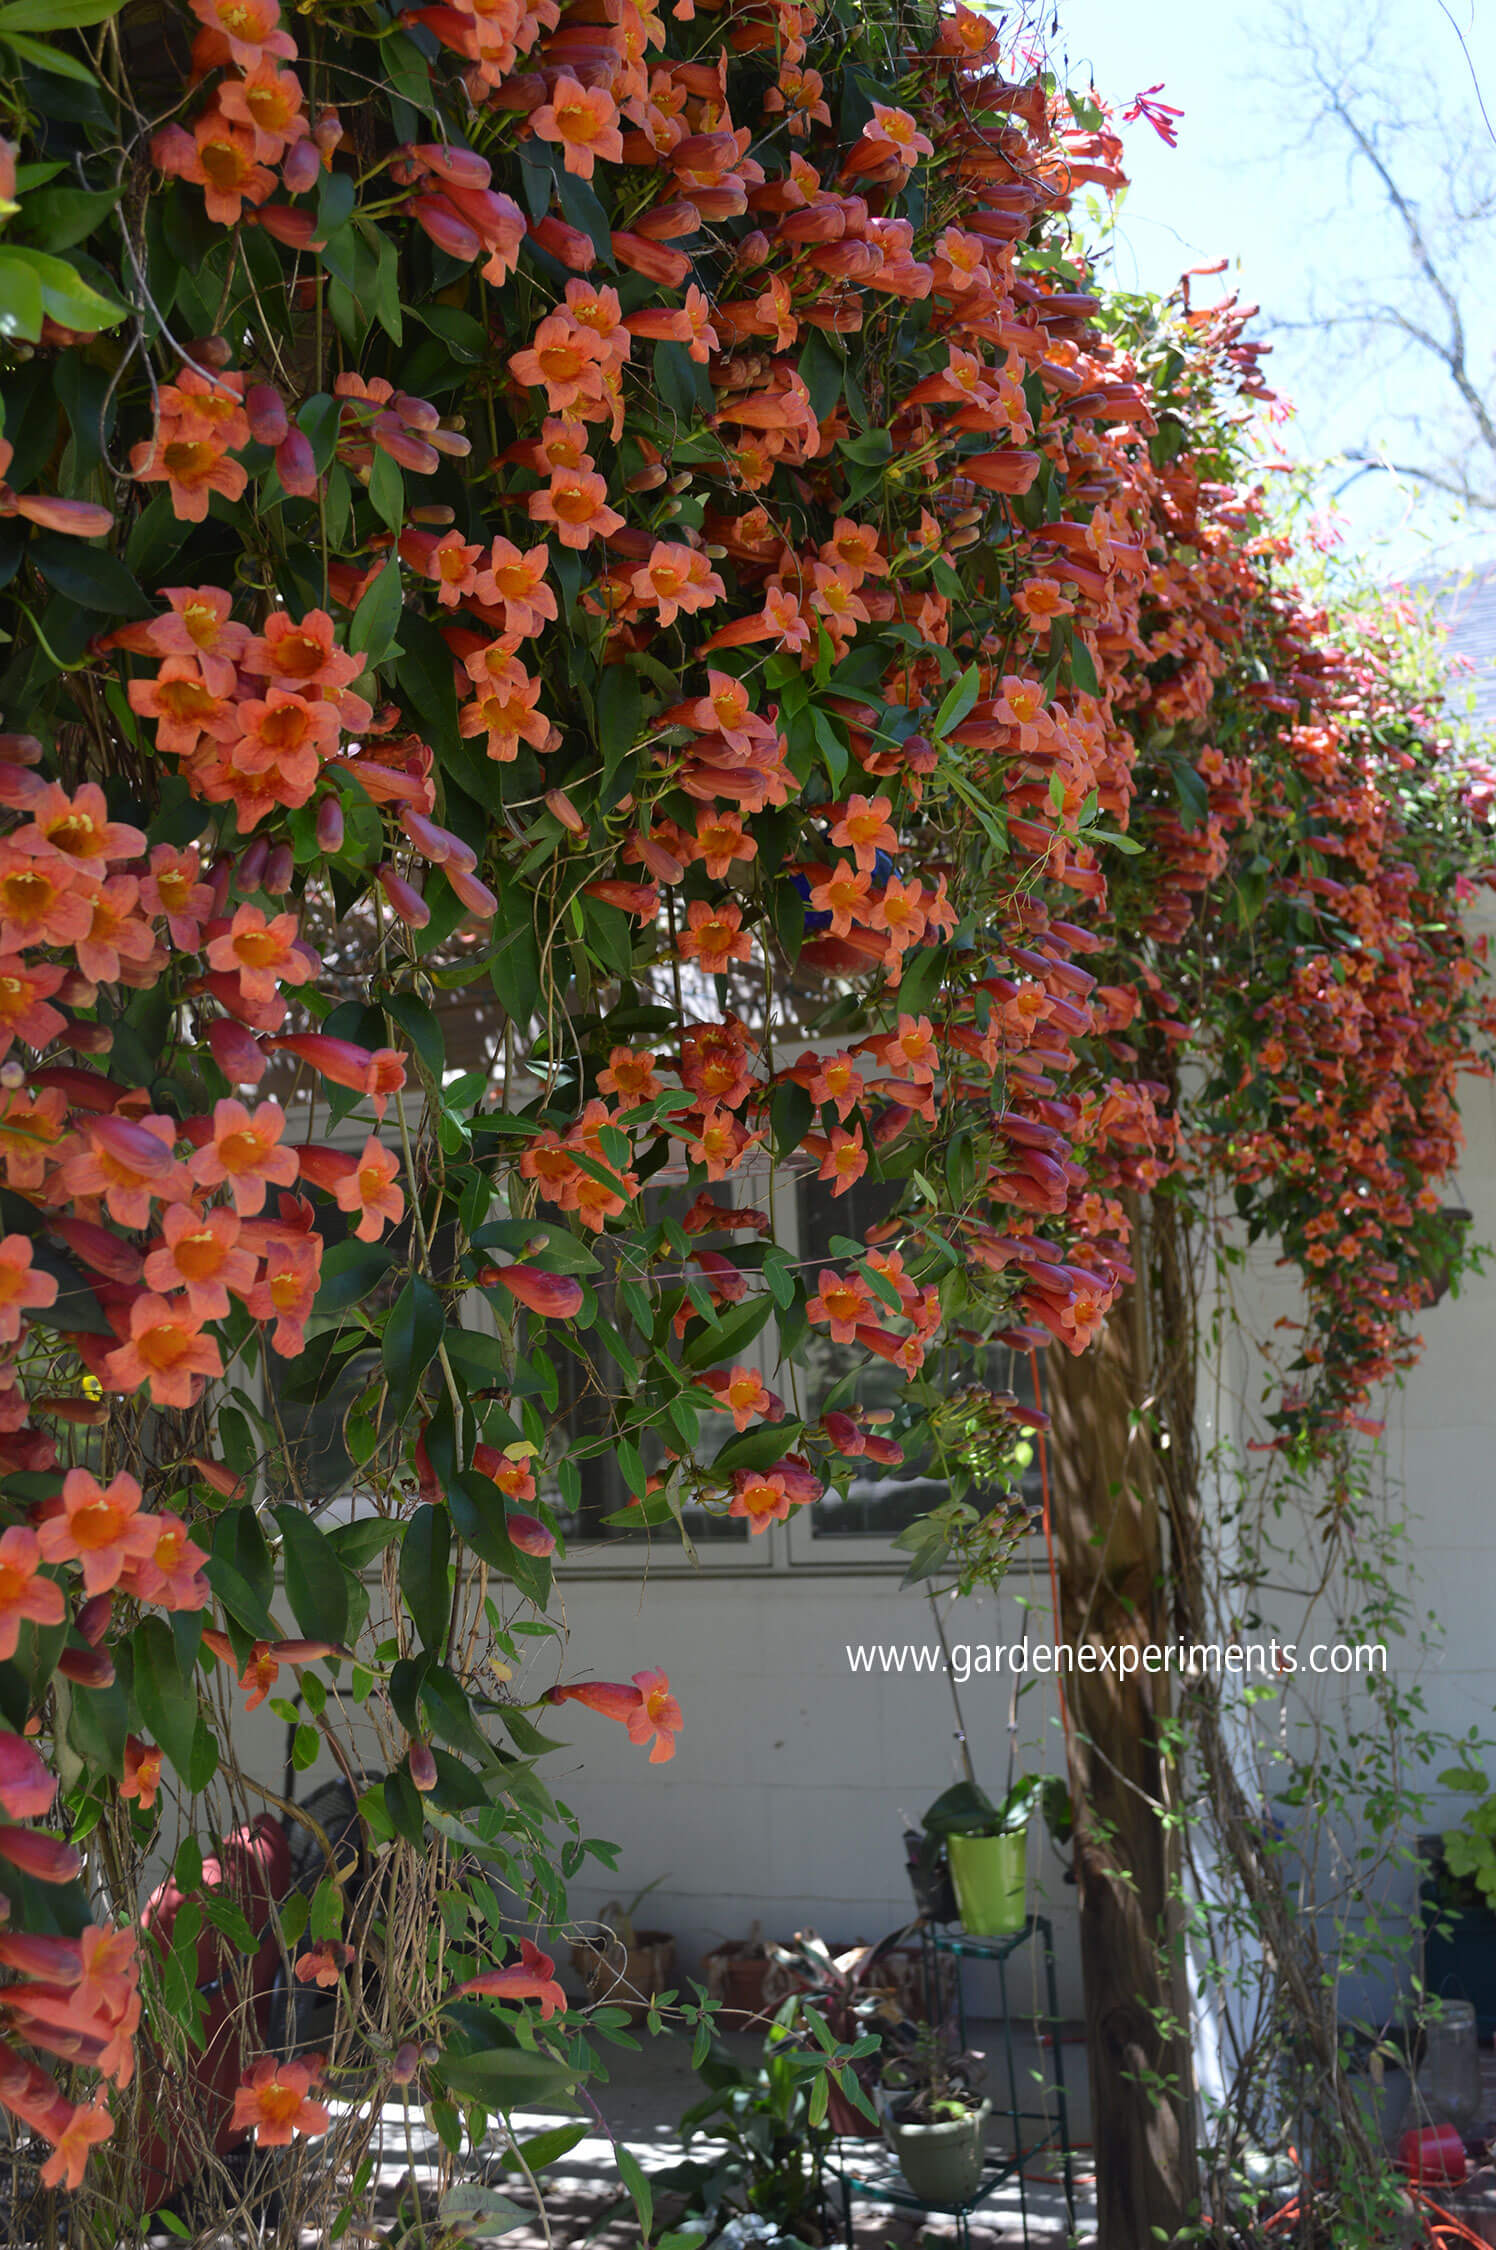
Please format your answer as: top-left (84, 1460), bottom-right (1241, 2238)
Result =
top-left (543, 1565), bottom-right (1081, 2020)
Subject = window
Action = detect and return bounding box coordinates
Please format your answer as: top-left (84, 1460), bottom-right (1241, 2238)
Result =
top-left (261, 1110), bottom-right (1044, 1575)
top-left (782, 1169), bottom-right (1043, 1561)
top-left (543, 1176), bottom-right (760, 1562)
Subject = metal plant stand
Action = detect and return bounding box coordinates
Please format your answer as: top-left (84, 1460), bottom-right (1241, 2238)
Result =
top-left (828, 1915), bottom-right (1077, 2248)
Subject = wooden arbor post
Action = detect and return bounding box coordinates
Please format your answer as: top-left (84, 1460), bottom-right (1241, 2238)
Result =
top-left (1042, 1290), bottom-right (1201, 2247)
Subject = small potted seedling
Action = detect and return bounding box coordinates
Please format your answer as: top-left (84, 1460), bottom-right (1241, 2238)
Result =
top-left (881, 2024), bottom-right (990, 2205)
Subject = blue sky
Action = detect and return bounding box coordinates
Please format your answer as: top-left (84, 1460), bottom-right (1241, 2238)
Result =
top-left (1048, 0), bottom-right (1496, 579)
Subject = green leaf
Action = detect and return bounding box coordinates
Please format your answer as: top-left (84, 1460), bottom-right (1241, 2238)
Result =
top-left (383, 989), bottom-right (443, 1080)
top-left (811, 706), bottom-right (848, 793)
top-left (202, 1555), bottom-right (277, 1642)
top-left (598, 661), bottom-right (643, 787)
top-left (490, 2123), bottom-right (589, 2175)
top-left (0, 244), bottom-right (124, 333)
top-left (395, 610), bottom-right (462, 760)
top-left (0, 0), bottom-right (124, 28)
top-left (383, 1276), bottom-right (444, 1413)
top-left (493, 1702), bottom-right (564, 1757)
top-left (934, 663), bottom-right (981, 738)
top-left (489, 887), bottom-right (543, 1024)
top-left (438, 2047), bottom-right (578, 2107)
top-left (653, 339), bottom-right (707, 419)
top-left (556, 166), bottom-right (615, 268)
top-left (133, 1617), bottom-right (201, 1784)
top-left (838, 427), bottom-right (892, 469)
top-left (616, 2146), bottom-right (653, 2246)
top-left (711, 1420), bottom-right (804, 1474)
top-left (297, 392), bottom-right (342, 475)
top-left (798, 327), bottom-right (843, 421)
top-left (327, 1516), bottom-right (404, 1570)
top-left (201, 1893), bottom-right (258, 1954)
top-left (683, 1292), bottom-right (772, 1369)
top-left (770, 1080), bottom-right (813, 1160)
top-left (348, 557), bottom-right (403, 667)
top-left (447, 1471), bottom-right (552, 1608)
top-left (316, 167), bottom-right (356, 240)
top-left (896, 941), bottom-right (947, 1018)
top-left (206, 1508), bottom-right (279, 1639)
top-left (421, 1665), bottom-right (498, 1767)
top-left (64, 1669), bottom-right (126, 1776)
top-left (15, 184), bottom-right (117, 252)
top-left (381, 29), bottom-right (437, 118)
top-left (418, 303), bottom-right (488, 362)
top-left (438, 2187), bottom-right (532, 2238)
top-left (0, 25), bottom-right (95, 77)
top-left (368, 447), bottom-right (404, 535)
top-left (471, 1219), bottom-right (600, 1275)
top-left (1068, 630), bottom-right (1099, 695)
top-left (30, 532), bottom-right (146, 615)
top-left (401, 1502), bottom-right (450, 1652)
top-left (310, 1873), bottom-right (343, 1939)
top-left (316, 1237), bottom-right (394, 1315)
top-left (274, 1506), bottom-right (350, 1647)
top-left (943, 765), bottom-right (1008, 858)
top-left (0, 247), bottom-right (43, 341)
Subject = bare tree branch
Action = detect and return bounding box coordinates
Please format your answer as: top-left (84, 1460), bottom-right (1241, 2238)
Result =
top-left (1311, 72), bottom-right (1496, 465)
top-left (1267, 2), bottom-right (1496, 512)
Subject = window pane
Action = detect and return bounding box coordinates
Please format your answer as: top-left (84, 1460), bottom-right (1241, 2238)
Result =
top-left (795, 1173), bottom-right (1043, 1540)
top-left (545, 1184), bottom-right (749, 1550)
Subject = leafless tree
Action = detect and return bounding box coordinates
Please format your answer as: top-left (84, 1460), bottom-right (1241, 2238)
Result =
top-left (1268, 1), bottom-right (1496, 509)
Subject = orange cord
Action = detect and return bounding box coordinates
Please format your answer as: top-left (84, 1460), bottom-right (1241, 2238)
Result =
top-left (1410, 2181), bottom-right (1492, 2247)
top-left (1259, 2176), bottom-right (1490, 2246)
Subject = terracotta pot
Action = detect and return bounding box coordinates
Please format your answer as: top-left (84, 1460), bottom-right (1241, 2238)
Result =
top-left (703, 1942), bottom-right (771, 2024)
top-left (570, 1929), bottom-right (675, 2021)
top-left (825, 2073), bottom-right (880, 2139)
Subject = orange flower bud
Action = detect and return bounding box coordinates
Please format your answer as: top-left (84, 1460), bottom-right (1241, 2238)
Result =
top-left (611, 231), bottom-right (691, 287)
top-left (528, 213), bottom-right (595, 271)
top-left (488, 1265), bottom-right (584, 1319)
top-left (544, 787), bottom-right (586, 834)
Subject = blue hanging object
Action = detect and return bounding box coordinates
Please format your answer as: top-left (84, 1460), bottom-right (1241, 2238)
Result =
top-left (790, 870), bottom-right (832, 933)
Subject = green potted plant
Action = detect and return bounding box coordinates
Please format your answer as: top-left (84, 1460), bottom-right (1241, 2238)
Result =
top-left (761, 1925), bottom-right (917, 2135)
top-left (880, 2025), bottom-right (991, 2205)
top-left (672, 1985), bottom-right (886, 2242)
top-left (919, 1777), bottom-right (1042, 1936)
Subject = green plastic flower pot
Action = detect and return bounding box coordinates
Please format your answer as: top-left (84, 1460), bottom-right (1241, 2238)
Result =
top-left (947, 1829), bottom-right (1027, 1935)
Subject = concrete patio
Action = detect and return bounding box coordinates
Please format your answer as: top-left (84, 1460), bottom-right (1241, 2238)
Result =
top-left (349, 2020), bottom-right (1098, 2249)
